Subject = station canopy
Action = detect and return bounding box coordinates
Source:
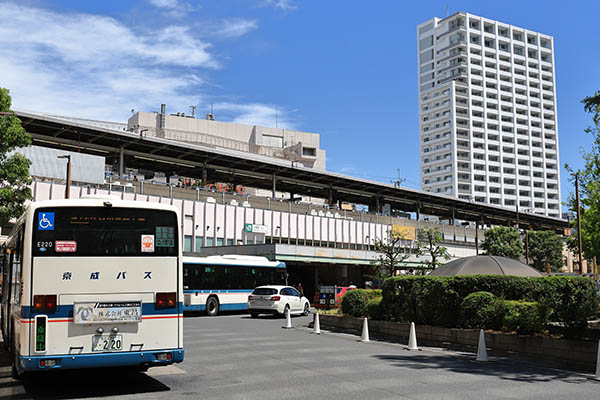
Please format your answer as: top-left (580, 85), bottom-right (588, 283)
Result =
top-left (16, 110), bottom-right (569, 232)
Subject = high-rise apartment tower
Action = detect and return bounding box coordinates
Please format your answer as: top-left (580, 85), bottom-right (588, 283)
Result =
top-left (417, 12), bottom-right (560, 217)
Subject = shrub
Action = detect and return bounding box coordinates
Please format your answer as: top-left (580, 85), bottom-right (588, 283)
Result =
top-left (503, 301), bottom-right (548, 334)
top-left (341, 289), bottom-right (369, 317)
top-left (341, 289), bottom-right (382, 318)
top-left (460, 291), bottom-right (505, 330)
top-left (537, 276), bottom-right (597, 334)
top-left (367, 297), bottom-right (383, 320)
top-left (381, 275), bottom-right (596, 331)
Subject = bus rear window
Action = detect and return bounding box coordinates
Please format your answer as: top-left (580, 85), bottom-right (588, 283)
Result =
top-left (32, 207), bottom-right (178, 257)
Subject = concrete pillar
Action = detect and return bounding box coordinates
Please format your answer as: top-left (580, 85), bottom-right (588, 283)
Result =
top-left (118, 147), bottom-right (124, 177)
top-left (272, 173), bottom-right (277, 198)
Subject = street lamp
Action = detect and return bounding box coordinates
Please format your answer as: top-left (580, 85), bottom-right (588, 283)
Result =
top-left (57, 155), bottom-right (71, 199)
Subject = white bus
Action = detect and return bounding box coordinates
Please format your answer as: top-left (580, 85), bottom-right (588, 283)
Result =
top-left (1, 198), bottom-right (184, 376)
top-left (183, 255), bottom-right (286, 316)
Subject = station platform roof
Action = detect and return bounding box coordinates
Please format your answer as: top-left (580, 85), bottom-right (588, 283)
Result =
top-left (17, 110), bottom-right (568, 232)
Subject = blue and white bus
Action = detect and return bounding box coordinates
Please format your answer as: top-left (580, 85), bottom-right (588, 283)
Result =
top-left (183, 255), bottom-right (286, 315)
top-left (1, 198), bottom-right (184, 376)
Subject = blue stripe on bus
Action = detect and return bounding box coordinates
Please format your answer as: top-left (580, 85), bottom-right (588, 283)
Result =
top-left (183, 289), bottom-right (253, 294)
top-left (16, 349), bottom-right (184, 373)
top-left (21, 302), bottom-right (184, 319)
top-left (183, 302), bottom-right (248, 312)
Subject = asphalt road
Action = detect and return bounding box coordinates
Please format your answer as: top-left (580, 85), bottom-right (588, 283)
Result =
top-left (2, 313), bottom-right (600, 399)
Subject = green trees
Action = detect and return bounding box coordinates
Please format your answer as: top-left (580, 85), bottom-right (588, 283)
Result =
top-left (527, 230), bottom-right (564, 273)
top-left (371, 232), bottom-right (410, 281)
top-left (416, 227), bottom-right (450, 270)
top-left (0, 88), bottom-right (32, 225)
top-left (481, 226), bottom-right (523, 259)
top-left (564, 91), bottom-right (600, 262)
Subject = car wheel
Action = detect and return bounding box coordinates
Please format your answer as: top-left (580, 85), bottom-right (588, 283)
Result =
top-left (206, 297), bottom-right (219, 316)
top-left (302, 302), bottom-right (309, 316)
top-left (250, 312), bottom-right (259, 318)
top-left (283, 304), bottom-right (290, 317)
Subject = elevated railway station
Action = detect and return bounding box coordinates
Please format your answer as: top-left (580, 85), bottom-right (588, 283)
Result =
top-left (10, 110), bottom-right (571, 299)
top-left (17, 110), bottom-right (568, 232)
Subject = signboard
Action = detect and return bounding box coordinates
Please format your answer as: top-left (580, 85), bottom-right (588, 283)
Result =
top-left (245, 224), bottom-right (268, 234)
top-left (55, 240), bottom-right (77, 252)
top-left (391, 225), bottom-right (416, 241)
top-left (74, 301), bottom-right (142, 324)
top-left (141, 234), bottom-right (155, 252)
top-left (155, 226), bottom-right (175, 247)
top-left (38, 212), bottom-right (54, 231)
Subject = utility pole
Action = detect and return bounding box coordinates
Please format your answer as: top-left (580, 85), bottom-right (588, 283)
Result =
top-left (57, 155), bottom-right (71, 199)
top-left (475, 221), bottom-right (479, 256)
top-left (574, 172), bottom-right (583, 274)
top-left (525, 231), bottom-right (529, 264)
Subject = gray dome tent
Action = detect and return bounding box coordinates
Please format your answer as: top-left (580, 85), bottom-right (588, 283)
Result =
top-left (429, 255), bottom-right (543, 277)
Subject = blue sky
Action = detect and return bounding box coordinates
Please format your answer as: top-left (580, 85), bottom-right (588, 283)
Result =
top-left (1, 0), bottom-right (599, 210)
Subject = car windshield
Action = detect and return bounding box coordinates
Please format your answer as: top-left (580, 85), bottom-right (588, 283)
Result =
top-left (252, 288), bottom-right (277, 295)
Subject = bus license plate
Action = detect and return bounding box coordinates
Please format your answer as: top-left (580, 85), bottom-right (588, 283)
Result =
top-left (92, 334), bottom-right (123, 352)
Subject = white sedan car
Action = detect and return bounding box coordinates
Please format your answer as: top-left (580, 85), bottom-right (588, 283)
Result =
top-left (247, 285), bottom-right (311, 317)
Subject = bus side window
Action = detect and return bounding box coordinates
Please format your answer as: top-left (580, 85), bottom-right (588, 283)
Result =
top-left (12, 227), bottom-right (24, 306)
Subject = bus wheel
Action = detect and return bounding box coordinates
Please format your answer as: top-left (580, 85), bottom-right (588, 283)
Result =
top-left (206, 297), bottom-right (219, 316)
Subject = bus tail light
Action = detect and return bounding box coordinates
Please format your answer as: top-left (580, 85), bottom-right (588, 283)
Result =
top-left (33, 295), bottom-right (57, 312)
top-left (156, 292), bottom-right (177, 308)
top-left (40, 359), bottom-right (57, 367)
top-left (270, 296), bottom-right (280, 302)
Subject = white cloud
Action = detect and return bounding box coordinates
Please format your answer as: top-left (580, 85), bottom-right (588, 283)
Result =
top-left (147, 0), bottom-right (195, 17)
top-left (261, 0), bottom-right (297, 11)
top-left (214, 19), bottom-right (258, 39)
top-left (0, 3), bottom-right (288, 126)
top-left (215, 102), bottom-right (296, 130)
top-left (148, 0), bottom-right (179, 8)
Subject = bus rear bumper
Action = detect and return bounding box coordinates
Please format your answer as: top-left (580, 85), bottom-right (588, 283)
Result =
top-left (17, 349), bottom-right (184, 372)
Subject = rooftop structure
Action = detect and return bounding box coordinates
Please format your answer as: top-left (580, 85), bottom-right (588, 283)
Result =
top-left (127, 105), bottom-right (325, 170)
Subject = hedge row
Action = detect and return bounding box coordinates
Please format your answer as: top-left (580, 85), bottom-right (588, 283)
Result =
top-left (460, 292), bottom-right (550, 334)
top-left (380, 275), bottom-right (596, 332)
top-left (341, 289), bottom-right (382, 318)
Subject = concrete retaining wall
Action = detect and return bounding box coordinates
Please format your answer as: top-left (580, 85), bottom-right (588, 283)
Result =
top-left (319, 314), bottom-right (598, 372)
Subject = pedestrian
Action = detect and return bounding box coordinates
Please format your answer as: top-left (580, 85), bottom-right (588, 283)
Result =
top-left (297, 282), bottom-right (304, 295)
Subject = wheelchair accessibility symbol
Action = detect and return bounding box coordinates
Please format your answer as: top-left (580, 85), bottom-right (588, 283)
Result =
top-left (38, 212), bottom-right (54, 230)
